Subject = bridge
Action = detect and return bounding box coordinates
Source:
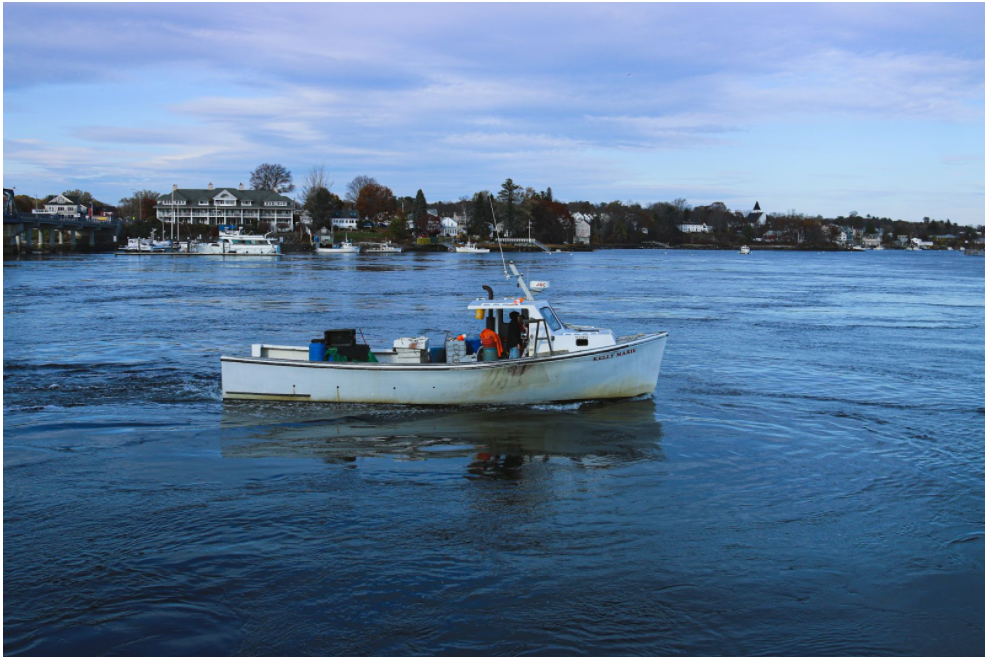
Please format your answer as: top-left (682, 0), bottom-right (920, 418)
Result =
top-left (4, 188), bottom-right (122, 254)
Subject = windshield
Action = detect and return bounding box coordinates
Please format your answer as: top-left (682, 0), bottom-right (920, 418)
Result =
top-left (540, 307), bottom-right (562, 332)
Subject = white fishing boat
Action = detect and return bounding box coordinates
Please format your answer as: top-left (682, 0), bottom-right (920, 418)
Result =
top-left (738, 245), bottom-right (751, 255)
top-left (454, 241), bottom-right (490, 254)
top-left (221, 262), bottom-right (668, 405)
top-left (190, 229), bottom-right (280, 255)
top-left (364, 241), bottom-right (403, 253)
top-left (315, 236), bottom-right (360, 254)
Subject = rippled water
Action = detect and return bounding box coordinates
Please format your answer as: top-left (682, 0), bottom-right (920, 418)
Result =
top-left (4, 250), bottom-right (984, 655)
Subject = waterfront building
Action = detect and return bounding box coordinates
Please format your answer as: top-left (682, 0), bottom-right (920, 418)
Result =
top-left (677, 223), bottom-right (712, 233)
top-left (571, 213), bottom-right (593, 244)
top-left (440, 217), bottom-right (460, 237)
top-left (156, 183), bottom-right (295, 230)
top-left (331, 210), bottom-right (360, 231)
top-left (33, 194), bottom-right (86, 219)
top-left (747, 201), bottom-right (768, 226)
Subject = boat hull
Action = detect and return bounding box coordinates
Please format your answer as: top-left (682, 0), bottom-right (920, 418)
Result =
top-left (221, 333), bottom-right (667, 404)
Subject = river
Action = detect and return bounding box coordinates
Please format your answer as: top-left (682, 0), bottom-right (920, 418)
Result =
top-left (4, 249), bottom-right (984, 655)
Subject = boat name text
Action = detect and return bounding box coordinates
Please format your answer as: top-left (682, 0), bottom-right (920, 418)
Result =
top-left (593, 348), bottom-right (636, 362)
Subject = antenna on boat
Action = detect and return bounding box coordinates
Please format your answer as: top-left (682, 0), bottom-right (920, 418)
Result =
top-left (488, 194), bottom-right (509, 279)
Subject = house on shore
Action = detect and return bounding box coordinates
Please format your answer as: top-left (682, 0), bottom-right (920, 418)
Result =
top-left (156, 183), bottom-right (295, 230)
top-left (331, 210), bottom-right (360, 231)
top-left (33, 194), bottom-right (87, 219)
top-left (677, 223), bottom-right (712, 233)
top-left (571, 213), bottom-right (594, 244)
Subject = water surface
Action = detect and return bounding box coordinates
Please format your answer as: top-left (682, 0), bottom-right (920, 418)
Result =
top-left (5, 250), bottom-right (984, 655)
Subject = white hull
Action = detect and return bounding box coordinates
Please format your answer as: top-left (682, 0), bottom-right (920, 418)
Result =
top-left (315, 246), bottom-right (360, 254)
top-left (192, 244), bottom-right (279, 255)
top-left (454, 242), bottom-right (490, 253)
top-left (222, 333), bottom-right (667, 405)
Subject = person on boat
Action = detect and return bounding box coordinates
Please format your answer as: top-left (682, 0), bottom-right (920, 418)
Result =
top-left (506, 311), bottom-right (524, 359)
top-left (479, 327), bottom-right (504, 361)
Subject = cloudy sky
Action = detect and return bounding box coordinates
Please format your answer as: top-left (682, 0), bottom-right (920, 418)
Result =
top-left (4, 3), bottom-right (984, 222)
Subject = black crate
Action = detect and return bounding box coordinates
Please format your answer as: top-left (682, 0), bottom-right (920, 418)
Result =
top-left (324, 329), bottom-right (357, 347)
top-left (335, 344), bottom-right (370, 362)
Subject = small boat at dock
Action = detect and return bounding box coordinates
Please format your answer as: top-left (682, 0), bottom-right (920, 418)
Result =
top-left (221, 261), bottom-right (668, 405)
top-left (315, 236), bottom-right (360, 254)
top-left (364, 241), bottom-right (402, 253)
top-left (454, 242), bottom-right (490, 253)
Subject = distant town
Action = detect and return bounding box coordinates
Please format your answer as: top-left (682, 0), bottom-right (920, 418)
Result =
top-left (6, 163), bottom-right (984, 252)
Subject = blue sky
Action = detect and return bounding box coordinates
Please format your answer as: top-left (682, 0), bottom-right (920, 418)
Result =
top-left (4, 3), bottom-right (984, 223)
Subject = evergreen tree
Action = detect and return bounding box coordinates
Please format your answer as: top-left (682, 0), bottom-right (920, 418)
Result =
top-left (467, 191), bottom-right (492, 238)
top-left (411, 189), bottom-right (428, 234)
top-left (497, 178), bottom-right (521, 236)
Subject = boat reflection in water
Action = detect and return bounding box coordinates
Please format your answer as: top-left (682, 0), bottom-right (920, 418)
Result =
top-left (220, 398), bottom-right (663, 476)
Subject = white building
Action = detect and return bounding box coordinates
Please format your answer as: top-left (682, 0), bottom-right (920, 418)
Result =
top-left (747, 201), bottom-right (768, 226)
top-left (33, 193), bottom-right (86, 219)
top-left (332, 213), bottom-right (359, 230)
top-left (440, 217), bottom-right (460, 237)
top-left (156, 183), bottom-right (295, 230)
top-left (571, 212), bottom-right (594, 244)
top-left (677, 223), bottom-right (712, 233)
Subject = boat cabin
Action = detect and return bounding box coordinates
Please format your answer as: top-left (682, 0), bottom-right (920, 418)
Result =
top-left (466, 295), bottom-right (615, 357)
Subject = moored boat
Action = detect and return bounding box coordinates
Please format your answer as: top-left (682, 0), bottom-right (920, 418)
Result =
top-left (454, 241), bottom-right (490, 253)
top-left (739, 245), bottom-right (751, 255)
top-left (221, 262), bottom-right (668, 405)
top-left (191, 229), bottom-right (280, 255)
top-left (315, 237), bottom-right (360, 254)
top-left (364, 241), bottom-right (402, 253)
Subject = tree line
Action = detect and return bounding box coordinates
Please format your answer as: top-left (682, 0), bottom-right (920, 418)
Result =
top-left (22, 165), bottom-right (982, 246)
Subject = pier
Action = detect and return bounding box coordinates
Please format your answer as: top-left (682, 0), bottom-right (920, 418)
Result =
top-left (3, 188), bottom-right (122, 255)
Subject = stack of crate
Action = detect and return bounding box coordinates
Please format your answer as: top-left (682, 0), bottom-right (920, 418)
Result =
top-left (393, 336), bottom-right (429, 364)
top-left (445, 336), bottom-right (468, 363)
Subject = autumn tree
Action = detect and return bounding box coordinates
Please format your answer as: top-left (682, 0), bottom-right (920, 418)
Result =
top-left (356, 182), bottom-right (396, 223)
top-left (250, 163), bottom-right (295, 193)
top-left (527, 190), bottom-right (574, 243)
top-left (345, 175), bottom-right (378, 204)
top-left (411, 189), bottom-right (429, 234)
top-left (117, 190), bottom-right (159, 221)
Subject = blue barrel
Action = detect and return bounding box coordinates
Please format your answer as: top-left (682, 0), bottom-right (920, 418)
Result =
top-left (429, 346), bottom-right (446, 363)
top-left (465, 338), bottom-right (481, 355)
top-left (309, 341), bottom-right (326, 362)
top-left (480, 347), bottom-right (499, 362)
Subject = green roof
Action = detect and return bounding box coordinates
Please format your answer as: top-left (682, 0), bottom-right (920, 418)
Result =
top-left (156, 187), bottom-right (294, 205)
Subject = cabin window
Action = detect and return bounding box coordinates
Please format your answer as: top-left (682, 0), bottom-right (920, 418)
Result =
top-left (576, 338), bottom-right (589, 347)
top-left (540, 307), bottom-right (562, 332)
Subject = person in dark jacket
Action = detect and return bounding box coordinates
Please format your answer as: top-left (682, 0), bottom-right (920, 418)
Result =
top-left (506, 311), bottom-right (523, 358)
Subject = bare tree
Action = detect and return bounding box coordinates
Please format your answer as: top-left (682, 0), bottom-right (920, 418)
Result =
top-left (250, 163), bottom-right (295, 194)
top-left (345, 175), bottom-right (378, 204)
top-left (300, 165), bottom-right (333, 208)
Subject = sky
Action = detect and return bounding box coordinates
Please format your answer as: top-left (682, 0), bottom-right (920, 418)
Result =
top-left (3, 3), bottom-right (984, 223)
